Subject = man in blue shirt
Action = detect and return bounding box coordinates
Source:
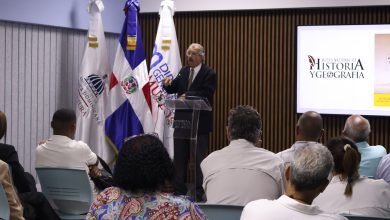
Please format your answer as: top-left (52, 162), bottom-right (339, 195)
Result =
top-left (342, 115), bottom-right (387, 177)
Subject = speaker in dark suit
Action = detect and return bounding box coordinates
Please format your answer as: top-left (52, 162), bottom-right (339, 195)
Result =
top-left (163, 43), bottom-right (216, 201)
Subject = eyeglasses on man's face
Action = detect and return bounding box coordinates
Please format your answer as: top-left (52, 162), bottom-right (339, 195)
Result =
top-left (186, 50), bottom-right (202, 57)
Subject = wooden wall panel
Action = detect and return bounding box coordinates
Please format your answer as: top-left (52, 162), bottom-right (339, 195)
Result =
top-left (141, 6), bottom-right (390, 154)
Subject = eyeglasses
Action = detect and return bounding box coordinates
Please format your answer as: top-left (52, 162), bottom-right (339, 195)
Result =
top-left (124, 132), bottom-right (159, 143)
top-left (186, 51), bottom-right (201, 57)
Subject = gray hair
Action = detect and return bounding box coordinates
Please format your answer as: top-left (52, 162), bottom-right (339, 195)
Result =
top-left (228, 105), bottom-right (261, 144)
top-left (290, 143), bottom-right (334, 191)
top-left (343, 115), bottom-right (370, 142)
top-left (188, 43), bottom-right (205, 59)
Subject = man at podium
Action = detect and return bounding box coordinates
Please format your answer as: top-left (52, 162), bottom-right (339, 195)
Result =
top-left (163, 43), bottom-right (217, 201)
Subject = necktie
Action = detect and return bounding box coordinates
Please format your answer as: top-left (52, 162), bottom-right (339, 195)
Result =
top-left (188, 68), bottom-right (194, 89)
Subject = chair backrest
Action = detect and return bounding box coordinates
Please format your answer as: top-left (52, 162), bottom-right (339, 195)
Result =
top-left (0, 184), bottom-right (10, 220)
top-left (204, 168), bottom-right (281, 205)
top-left (343, 214), bottom-right (390, 220)
top-left (36, 167), bottom-right (93, 215)
top-left (196, 203), bottom-right (243, 220)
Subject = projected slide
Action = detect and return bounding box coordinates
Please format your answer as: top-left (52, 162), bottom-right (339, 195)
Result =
top-left (297, 25), bottom-right (390, 116)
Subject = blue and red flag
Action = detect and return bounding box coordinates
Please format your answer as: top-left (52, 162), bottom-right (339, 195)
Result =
top-left (105, 0), bottom-right (153, 154)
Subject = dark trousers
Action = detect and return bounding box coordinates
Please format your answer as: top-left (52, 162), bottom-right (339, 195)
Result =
top-left (173, 134), bottom-right (208, 201)
top-left (19, 192), bottom-right (60, 220)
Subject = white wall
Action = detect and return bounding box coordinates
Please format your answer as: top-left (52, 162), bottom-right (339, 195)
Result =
top-left (0, 21), bottom-right (119, 176)
top-left (0, 0), bottom-right (124, 33)
top-left (140, 0), bottom-right (390, 12)
top-left (1, 0), bottom-right (390, 32)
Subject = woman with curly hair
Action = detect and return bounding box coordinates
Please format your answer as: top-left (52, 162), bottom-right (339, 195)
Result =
top-left (313, 136), bottom-right (390, 217)
top-left (87, 134), bottom-right (207, 219)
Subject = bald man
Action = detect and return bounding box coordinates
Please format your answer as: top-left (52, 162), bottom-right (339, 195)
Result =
top-left (342, 115), bottom-right (386, 178)
top-left (277, 111), bottom-right (324, 164)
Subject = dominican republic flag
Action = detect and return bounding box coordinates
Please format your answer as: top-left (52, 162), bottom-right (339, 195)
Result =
top-left (76, 0), bottom-right (114, 162)
top-left (105, 0), bottom-right (153, 154)
top-left (149, 0), bottom-right (182, 158)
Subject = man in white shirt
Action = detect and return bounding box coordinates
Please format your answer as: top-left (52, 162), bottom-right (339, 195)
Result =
top-left (241, 143), bottom-right (347, 220)
top-left (201, 105), bottom-right (284, 206)
top-left (376, 153), bottom-right (390, 184)
top-left (36, 109), bottom-right (101, 192)
top-left (342, 115), bottom-right (387, 177)
top-left (277, 111), bottom-right (324, 164)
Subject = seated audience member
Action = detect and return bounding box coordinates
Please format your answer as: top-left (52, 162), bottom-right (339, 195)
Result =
top-left (36, 108), bottom-right (101, 195)
top-left (313, 137), bottom-right (390, 217)
top-left (241, 143), bottom-right (347, 220)
top-left (87, 134), bottom-right (206, 219)
top-left (342, 115), bottom-right (386, 177)
top-left (201, 105), bottom-right (283, 206)
top-left (0, 111), bottom-right (59, 220)
top-left (376, 153), bottom-right (390, 184)
top-left (277, 111), bottom-right (323, 164)
top-left (0, 111), bottom-right (33, 193)
top-left (0, 159), bottom-right (24, 220)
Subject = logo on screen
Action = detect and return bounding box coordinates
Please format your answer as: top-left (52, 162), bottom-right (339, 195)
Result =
top-left (307, 55), bottom-right (365, 79)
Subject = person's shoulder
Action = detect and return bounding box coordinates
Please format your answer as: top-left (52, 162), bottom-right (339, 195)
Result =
top-left (370, 144), bottom-right (387, 153)
top-left (158, 192), bottom-right (195, 206)
top-left (277, 146), bottom-right (294, 155)
top-left (243, 199), bottom-right (274, 213)
top-left (0, 159), bottom-right (7, 167)
top-left (159, 193), bottom-right (207, 219)
top-left (100, 186), bottom-right (123, 199)
top-left (0, 143), bottom-right (16, 151)
top-left (379, 153), bottom-right (390, 165)
top-left (254, 147), bottom-right (283, 161)
top-left (179, 65), bottom-right (190, 73)
top-left (318, 213), bottom-right (348, 220)
top-left (246, 198), bottom-right (271, 206)
top-left (201, 63), bottom-right (216, 73)
top-left (72, 139), bottom-right (92, 149)
top-left (200, 148), bottom-right (223, 167)
top-left (360, 177), bottom-right (390, 188)
top-left (206, 147), bottom-right (225, 158)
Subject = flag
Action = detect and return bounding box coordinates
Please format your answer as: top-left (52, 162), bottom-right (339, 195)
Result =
top-left (149, 0), bottom-right (182, 158)
top-left (105, 0), bottom-right (153, 154)
top-left (76, 0), bottom-right (114, 162)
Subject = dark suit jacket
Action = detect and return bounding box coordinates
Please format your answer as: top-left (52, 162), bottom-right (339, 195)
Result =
top-left (164, 64), bottom-right (216, 134)
top-left (0, 143), bottom-right (31, 193)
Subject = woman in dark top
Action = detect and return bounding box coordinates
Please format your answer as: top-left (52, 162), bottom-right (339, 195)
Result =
top-left (0, 111), bottom-right (32, 193)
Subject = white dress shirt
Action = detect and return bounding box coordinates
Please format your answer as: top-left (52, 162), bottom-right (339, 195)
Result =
top-left (201, 139), bottom-right (284, 205)
top-left (36, 135), bottom-right (98, 196)
top-left (313, 175), bottom-right (390, 218)
top-left (36, 135), bottom-right (97, 170)
top-left (376, 153), bottom-right (390, 184)
top-left (241, 195), bottom-right (347, 220)
top-left (277, 141), bottom-right (318, 165)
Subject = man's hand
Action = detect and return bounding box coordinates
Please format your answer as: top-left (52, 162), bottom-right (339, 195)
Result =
top-left (163, 77), bottom-right (172, 86)
top-left (88, 165), bottom-right (102, 178)
top-left (178, 94), bottom-right (186, 101)
top-left (38, 140), bottom-right (47, 145)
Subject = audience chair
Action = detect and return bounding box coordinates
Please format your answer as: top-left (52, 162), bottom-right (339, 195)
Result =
top-left (196, 203), bottom-right (244, 220)
top-left (36, 168), bottom-right (93, 220)
top-left (343, 214), bottom-right (390, 220)
top-left (0, 184), bottom-right (10, 220)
